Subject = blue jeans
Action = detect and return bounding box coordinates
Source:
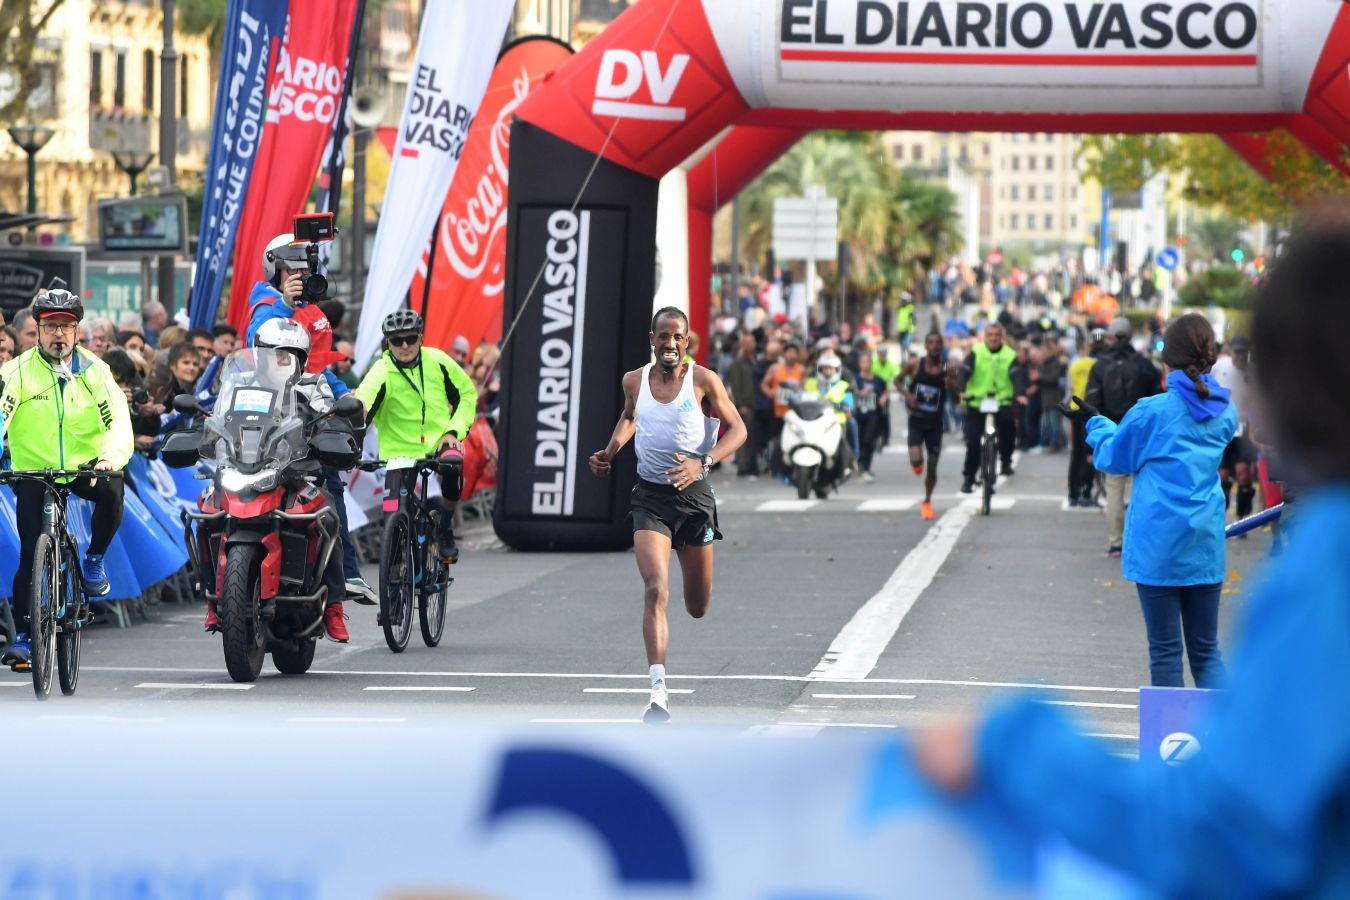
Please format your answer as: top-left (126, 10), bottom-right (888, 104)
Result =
top-left (1135, 583), bottom-right (1226, 688)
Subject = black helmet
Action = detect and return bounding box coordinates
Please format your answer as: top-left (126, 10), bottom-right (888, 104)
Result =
top-left (33, 289), bottom-right (84, 323)
top-left (382, 309), bottom-right (424, 336)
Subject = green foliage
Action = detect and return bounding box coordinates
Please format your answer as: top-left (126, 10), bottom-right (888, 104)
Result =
top-left (1077, 134), bottom-right (1173, 193)
top-left (1178, 266), bottom-right (1253, 310)
top-left (1186, 214), bottom-right (1248, 264)
top-left (738, 132), bottom-right (963, 305)
top-left (177, 0), bottom-right (228, 54)
top-left (0, 0), bottom-right (69, 122)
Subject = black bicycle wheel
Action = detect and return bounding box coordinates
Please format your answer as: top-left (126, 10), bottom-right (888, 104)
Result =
top-left (379, 513), bottom-right (414, 653)
top-left (57, 544), bottom-right (82, 696)
top-left (419, 552), bottom-right (449, 648)
top-left (981, 432), bottom-right (996, 517)
top-left (28, 533), bottom-right (55, 700)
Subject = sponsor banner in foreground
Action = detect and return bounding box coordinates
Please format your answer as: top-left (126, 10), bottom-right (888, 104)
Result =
top-left (411, 36), bottom-right (574, 354)
top-left (0, 713), bottom-right (1145, 898)
top-left (354, 0), bottom-right (515, 370)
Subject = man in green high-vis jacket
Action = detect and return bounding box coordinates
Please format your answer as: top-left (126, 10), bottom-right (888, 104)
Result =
top-left (958, 322), bottom-right (1019, 493)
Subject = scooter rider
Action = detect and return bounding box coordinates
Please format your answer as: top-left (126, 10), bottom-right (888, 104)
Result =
top-left (246, 233), bottom-right (376, 606)
top-left (201, 319), bottom-right (351, 642)
top-left (801, 351), bottom-right (855, 482)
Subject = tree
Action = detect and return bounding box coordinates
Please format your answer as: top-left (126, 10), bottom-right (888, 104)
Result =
top-left (1077, 134), bottom-right (1174, 194)
top-left (1186, 214), bottom-right (1247, 264)
top-left (0, 0), bottom-right (69, 122)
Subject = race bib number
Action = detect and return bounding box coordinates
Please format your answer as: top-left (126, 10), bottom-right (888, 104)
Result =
top-left (914, 383), bottom-right (941, 415)
top-left (856, 392), bottom-right (878, 414)
top-left (776, 380), bottom-right (800, 407)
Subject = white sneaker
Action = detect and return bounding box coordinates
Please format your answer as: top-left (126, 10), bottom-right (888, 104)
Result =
top-left (643, 687), bottom-right (671, 724)
top-left (862, 471), bottom-right (876, 483)
top-left (345, 577), bottom-right (378, 606)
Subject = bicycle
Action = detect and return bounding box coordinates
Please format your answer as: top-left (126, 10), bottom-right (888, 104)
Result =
top-left (0, 468), bottom-right (123, 699)
top-left (975, 394), bottom-right (1000, 516)
top-left (358, 457), bottom-right (457, 652)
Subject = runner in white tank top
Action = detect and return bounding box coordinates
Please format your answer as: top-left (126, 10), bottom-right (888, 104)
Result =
top-left (588, 308), bottom-right (748, 724)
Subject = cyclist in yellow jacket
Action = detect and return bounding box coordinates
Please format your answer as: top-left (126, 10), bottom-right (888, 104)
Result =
top-left (353, 310), bottom-right (477, 563)
top-left (0, 290), bottom-right (133, 669)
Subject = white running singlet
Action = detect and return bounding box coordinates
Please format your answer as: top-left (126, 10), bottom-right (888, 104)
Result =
top-left (635, 363), bottom-right (712, 484)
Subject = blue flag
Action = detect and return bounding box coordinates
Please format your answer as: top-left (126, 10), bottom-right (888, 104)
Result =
top-left (188, 0), bottom-right (290, 330)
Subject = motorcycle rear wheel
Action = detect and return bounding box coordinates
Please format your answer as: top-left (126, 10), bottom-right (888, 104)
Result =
top-left (221, 543), bottom-right (266, 682)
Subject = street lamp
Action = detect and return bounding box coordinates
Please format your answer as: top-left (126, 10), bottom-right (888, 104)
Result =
top-left (110, 149), bottom-right (156, 196)
top-left (6, 124), bottom-right (56, 215)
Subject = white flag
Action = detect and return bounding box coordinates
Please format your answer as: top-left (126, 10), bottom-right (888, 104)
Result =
top-left (355, 0), bottom-right (515, 369)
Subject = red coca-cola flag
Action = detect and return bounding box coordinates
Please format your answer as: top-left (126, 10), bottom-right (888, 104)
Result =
top-left (411, 37), bottom-right (574, 355)
top-left (224, 1), bottom-right (362, 343)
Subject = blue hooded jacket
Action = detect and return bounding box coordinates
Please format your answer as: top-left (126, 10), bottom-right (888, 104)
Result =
top-left (977, 486), bottom-right (1350, 898)
top-left (1086, 370), bottom-right (1237, 586)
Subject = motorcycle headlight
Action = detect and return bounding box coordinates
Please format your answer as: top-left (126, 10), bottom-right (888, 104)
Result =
top-left (219, 467), bottom-right (279, 493)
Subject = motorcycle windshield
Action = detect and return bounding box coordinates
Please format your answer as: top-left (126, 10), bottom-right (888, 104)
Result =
top-left (204, 349), bottom-right (306, 473)
top-left (791, 398), bottom-right (832, 421)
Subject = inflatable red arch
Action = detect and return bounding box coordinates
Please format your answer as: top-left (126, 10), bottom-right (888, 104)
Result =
top-left (494, 0), bottom-right (1350, 551)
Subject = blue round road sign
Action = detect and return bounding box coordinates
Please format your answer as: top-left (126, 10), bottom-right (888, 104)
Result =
top-left (1157, 248), bottom-right (1180, 271)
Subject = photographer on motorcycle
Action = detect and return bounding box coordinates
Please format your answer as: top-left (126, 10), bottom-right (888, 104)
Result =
top-left (352, 310), bottom-right (477, 563)
top-left (245, 232), bottom-right (376, 607)
top-left (199, 319), bottom-right (351, 642)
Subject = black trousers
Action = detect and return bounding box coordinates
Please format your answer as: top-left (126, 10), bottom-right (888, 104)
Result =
top-left (1068, 419), bottom-right (1094, 499)
top-left (962, 406), bottom-right (1016, 479)
top-left (858, 415), bottom-right (882, 473)
top-left (12, 477), bottom-right (123, 630)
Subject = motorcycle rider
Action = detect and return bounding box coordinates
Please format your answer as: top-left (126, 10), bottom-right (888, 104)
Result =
top-left (246, 233), bottom-right (376, 606)
top-left (800, 351), bottom-right (855, 483)
top-left (200, 319), bottom-right (351, 642)
top-left (0, 290), bottom-right (134, 669)
top-left (351, 310), bottom-right (477, 563)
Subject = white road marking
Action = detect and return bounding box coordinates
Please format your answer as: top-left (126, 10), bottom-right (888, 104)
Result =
top-left (287, 716), bottom-right (407, 724)
top-left (856, 498), bottom-right (917, 512)
top-left (756, 499), bottom-right (819, 513)
top-left (0, 682), bottom-right (25, 688)
top-left (581, 688), bottom-right (695, 695)
top-left (1084, 732), bottom-right (1139, 740)
top-left (811, 693), bottom-right (916, 701)
top-left (135, 682), bottom-right (254, 691)
top-left (38, 715), bottom-right (167, 723)
top-left (530, 718), bottom-right (644, 725)
top-left (1043, 700), bottom-right (1138, 710)
top-left (87, 666), bottom-right (1141, 693)
top-left (808, 503), bottom-right (974, 681)
top-left (362, 685), bottom-right (476, 693)
top-left (775, 721), bottom-right (898, 729)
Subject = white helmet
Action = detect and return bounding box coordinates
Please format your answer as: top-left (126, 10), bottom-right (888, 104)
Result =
top-left (254, 318), bottom-right (311, 370)
top-left (262, 233), bottom-right (309, 281)
top-left (817, 352), bottom-right (841, 376)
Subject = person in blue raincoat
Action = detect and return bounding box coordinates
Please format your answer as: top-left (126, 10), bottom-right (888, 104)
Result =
top-left (1080, 312), bottom-right (1237, 688)
top-left (915, 222), bottom-right (1350, 898)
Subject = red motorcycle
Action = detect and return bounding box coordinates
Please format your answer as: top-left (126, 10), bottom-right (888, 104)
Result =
top-left (162, 349), bottom-right (360, 682)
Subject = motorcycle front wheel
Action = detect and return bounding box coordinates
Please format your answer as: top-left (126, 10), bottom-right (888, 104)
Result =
top-left (221, 543), bottom-right (266, 682)
top-left (793, 464), bottom-right (814, 500)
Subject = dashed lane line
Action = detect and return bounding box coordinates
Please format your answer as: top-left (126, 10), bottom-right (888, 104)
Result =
top-left (582, 687), bottom-right (695, 695)
top-left (856, 498), bottom-right (916, 512)
top-left (1044, 700), bottom-right (1138, 710)
top-left (756, 499), bottom-right (819, 513)
top-left (135, 682), bottom-right (254, 691)
top-left (362, 685), bottom-right (476, 693)
top-left (1084, 733), bottom-right (1139, 741)
top-left (811, 693), bottom-right (916, 701)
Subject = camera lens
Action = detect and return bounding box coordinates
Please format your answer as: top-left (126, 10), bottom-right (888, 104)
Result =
top-left (304, 273), bottom-right (328, 300)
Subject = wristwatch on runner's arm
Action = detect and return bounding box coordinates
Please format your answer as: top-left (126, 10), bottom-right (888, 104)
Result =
top-left (700, 454), bottom-right (714, 478)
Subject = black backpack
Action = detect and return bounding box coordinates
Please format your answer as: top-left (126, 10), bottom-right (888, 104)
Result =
top-left (1098, 353), bottom-right (1134, 422)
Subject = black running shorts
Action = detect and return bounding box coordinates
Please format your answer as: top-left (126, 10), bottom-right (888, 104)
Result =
top-left (630, 479), bottom-right (722, 550)
top-left (908, 415), bottom-right (943, 456)
top-left (1222, 434), bottom-right (1259, 470)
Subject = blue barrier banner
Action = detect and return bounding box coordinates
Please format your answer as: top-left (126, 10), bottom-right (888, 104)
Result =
top-left (1139, 686), bottom-right (1217, 768)
top-left (121, 488), bottom-right (188, 589)
top-left (188, 0), bottom-right (290, 330)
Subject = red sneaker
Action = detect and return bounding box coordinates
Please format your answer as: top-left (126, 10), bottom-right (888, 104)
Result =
top-left (204, 602), bottom-right (221, 633)
top-left (912, 464), bottom-right (924, 476)
top-left (324, 603), bottom-right (350, 643)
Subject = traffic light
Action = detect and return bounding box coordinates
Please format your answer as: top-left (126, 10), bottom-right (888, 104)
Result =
top-left (1231, 247), bottom-right (1246, 263)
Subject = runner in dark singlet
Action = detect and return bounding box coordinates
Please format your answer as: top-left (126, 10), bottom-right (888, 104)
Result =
top-left (900, 332), bottom-right (955, 520)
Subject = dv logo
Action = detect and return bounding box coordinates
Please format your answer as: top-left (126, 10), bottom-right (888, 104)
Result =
top-left (484, 747), bottom-right (697, 885)
top-left (593, 49), bottom-right (691, 122)
top-left (1160, 731), bottom-right (1201, 766)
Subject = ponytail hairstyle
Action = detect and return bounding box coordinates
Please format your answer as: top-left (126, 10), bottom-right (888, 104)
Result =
top-left (1161, 313), bottom-right (1218, 399)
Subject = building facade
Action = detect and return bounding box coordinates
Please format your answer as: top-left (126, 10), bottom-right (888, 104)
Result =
top-left (0, 0), bottom-right (214, 241)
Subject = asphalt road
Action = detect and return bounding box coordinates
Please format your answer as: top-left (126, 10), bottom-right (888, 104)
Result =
top-left (2, 410), bottom-right (1274, 754)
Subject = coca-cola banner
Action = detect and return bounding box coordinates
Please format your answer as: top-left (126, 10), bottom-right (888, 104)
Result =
top-left (354, 0), bottom-right (515, 370)
top-left (411, 37), bottom-right (574, 354)
top-left (222, 0), bottom-right (363, 335)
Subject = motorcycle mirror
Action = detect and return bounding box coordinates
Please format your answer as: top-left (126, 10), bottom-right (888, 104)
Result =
top-left (172, 393), bottom-right (203, 416)
top-left (332, 395), bottom-right (362, 418)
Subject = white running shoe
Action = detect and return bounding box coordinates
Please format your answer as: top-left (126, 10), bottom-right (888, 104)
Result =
top-left (643, 688), bottom-right (671, 724)
top-left (345, 577), bottom-right (378, 606)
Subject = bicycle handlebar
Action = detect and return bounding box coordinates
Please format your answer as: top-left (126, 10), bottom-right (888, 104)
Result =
top-left (0, 468), bottom-right (124, 483)
top-left (356, 457), bottom-right (443, 473)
